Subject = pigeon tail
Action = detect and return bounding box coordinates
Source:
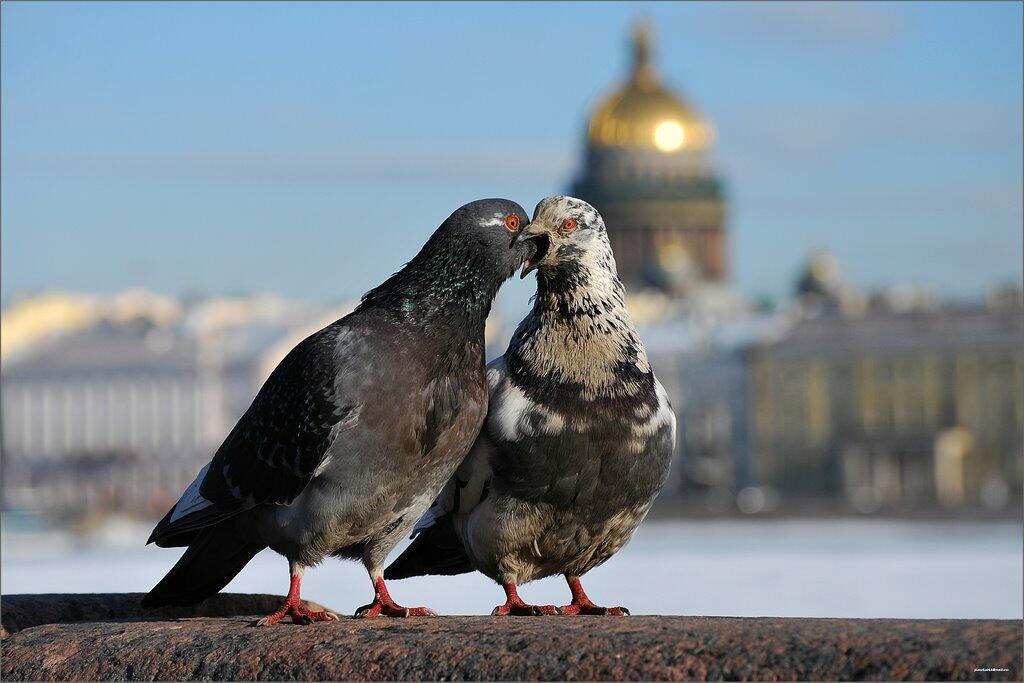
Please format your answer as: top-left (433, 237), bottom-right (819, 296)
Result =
top-left (383, 515), bottom-right (473, 580)
top-left (141, 522), bottom-right (266, 608)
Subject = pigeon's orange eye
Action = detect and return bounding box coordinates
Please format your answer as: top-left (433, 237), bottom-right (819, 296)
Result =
top-left (561, 218), bottom-right (578, 233)
top-left (505, 214), bottom-right (520, 232)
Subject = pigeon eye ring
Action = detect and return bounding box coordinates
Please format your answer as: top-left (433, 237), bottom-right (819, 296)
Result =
top-left (504, 214), bottom-right (521, 232)
top-left (561, 218), bottom-right (578, 233)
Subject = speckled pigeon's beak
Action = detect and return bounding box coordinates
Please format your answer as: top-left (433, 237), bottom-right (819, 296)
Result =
top-left (513, 223), bottom-right (551, 279)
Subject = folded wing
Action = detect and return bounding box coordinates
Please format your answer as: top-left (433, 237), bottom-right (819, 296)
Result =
top-left (148, 321), bottom-right (361, 547)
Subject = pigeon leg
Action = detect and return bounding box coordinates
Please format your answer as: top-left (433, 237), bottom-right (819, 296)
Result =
top-left (558, 576), bottom-right (629, 615)
top-left (354, 576), bottom-right (437, 618)
top-left (491, 582), bottom-right (558, 616)
top-left (255, 567), bottom-right (340, 626)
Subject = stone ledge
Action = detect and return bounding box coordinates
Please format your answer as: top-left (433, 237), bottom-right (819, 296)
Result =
top-left (1, 593), bottom-right (329, 638)
top-left (1, 594), bottom-right (1020, 681)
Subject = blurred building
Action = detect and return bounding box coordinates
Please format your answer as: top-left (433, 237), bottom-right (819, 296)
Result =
top-left (647, 253), bottom-right (1024, 515)
top-left (1, 290), bottom-right (182, 362)
top-left (0, 292), bottom-right (352, 518)
top-left (746, 284), bottom-right (1024, 513)
top-left (643, 313), bottom-right (790, 510)
top-left (571, 22), bottom-right (727, 298)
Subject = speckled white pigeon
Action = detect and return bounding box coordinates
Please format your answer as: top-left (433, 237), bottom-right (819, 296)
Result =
top-left (386, 196), bottom-right (675, 616)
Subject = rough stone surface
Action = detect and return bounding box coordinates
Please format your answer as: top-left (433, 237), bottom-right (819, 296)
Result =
top-left (1, 594), bottom-right (1020, 681)
top-left (0, 593), bottom-right (327, 638)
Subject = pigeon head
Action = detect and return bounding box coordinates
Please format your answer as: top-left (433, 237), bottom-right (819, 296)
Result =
top-left (421, 198), bottom-right (534, 295)
top-left (439, 198), bottom-right (533, 278)
top-left (514, 196), bottom-right (612, 281)
top-left (358, 198), bottom-right (532, 327)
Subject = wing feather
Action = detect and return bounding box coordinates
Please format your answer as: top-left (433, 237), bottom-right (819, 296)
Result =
top-left (149, 320), bottom-right (362, 545)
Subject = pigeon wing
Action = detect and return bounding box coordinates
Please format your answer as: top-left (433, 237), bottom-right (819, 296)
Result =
top-left (201, 322), bottom-right (360, 507)
top-left (148, 320), bottom-right (361, 545)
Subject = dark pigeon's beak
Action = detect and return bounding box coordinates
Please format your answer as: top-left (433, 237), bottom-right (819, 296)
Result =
top-left (510, 226), bottom-right (526, 249)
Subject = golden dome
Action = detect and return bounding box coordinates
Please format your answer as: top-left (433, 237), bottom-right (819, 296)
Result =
top-left (588, 22), bottom-right (714, 153)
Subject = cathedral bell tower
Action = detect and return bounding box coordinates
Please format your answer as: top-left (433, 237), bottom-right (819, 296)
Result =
top-left (570, 22), bottom-right (727, 297)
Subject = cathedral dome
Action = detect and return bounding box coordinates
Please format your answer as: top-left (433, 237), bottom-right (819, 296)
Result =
top-left (587, 23), bottom-right (714, 153)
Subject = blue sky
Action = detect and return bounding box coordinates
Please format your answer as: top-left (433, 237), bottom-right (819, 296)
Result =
top-left (2, 1), bottom-right (1021, 310)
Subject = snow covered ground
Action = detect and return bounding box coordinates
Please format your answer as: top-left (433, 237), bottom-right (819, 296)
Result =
top-left (2, 519), bottom-right (1020, 619)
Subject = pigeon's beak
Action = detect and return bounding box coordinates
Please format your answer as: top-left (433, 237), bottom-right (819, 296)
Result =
top-left (513, 224), bottom-right (551, 279)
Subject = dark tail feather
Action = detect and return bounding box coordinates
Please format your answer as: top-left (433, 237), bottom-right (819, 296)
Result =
top-left (146, 504), bottom-right (202, 548)
top-left (384, 516), bottom-right (473, 580)
top-left (141, 523), bottom-right (267, 608)
top-left (147, 501), bottom-right (243, 548)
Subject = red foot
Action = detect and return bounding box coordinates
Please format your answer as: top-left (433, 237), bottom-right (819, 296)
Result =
top-left (491, 582), bottom-right (558, 616)
top-left (255, 574), bottom-right (340, 626)
top-left (354, 577), bottom-right (437, 618)
top-left (256, 601), bottom-right (340, 626)
top-left (558, 577), bottom-right (629, 616)
top-left (558, 602), bottom-right (629, 616)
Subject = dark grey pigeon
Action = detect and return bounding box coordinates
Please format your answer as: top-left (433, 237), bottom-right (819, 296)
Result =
top-left (142, 199), bottom-right (532, 624)
top-left (386, 196), bottom-right (675, 616)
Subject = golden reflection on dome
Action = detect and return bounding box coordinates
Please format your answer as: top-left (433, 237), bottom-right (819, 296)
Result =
top-left (653, 120), bottom-right (685, 152)
top-left (588, 22), bottom-right (714, 153)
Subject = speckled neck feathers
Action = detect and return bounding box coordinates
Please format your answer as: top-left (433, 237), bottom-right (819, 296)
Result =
top-left (506, 233), bottom-right (654, 408)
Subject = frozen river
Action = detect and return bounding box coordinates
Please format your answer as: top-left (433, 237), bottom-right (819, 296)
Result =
top-left (3, 519), bottom-right (1020, 619)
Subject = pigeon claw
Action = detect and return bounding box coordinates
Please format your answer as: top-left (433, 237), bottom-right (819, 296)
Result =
top-left (557, 602), bottom-right (630, 616)
top-left (491, 602), bottom-right (558, 616)
top-left (355, 577), bottom-right (438, 618)
top-left (253, 572), bottom-right (340, 626)
top-left (491, 582), bottom-right (557, 616)
top-left (559, 577), bottom-right (629, 616)
top-left (254, 602), bottom-right (340, 627)
top-left (354, 601), bottom-right (437, 618)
